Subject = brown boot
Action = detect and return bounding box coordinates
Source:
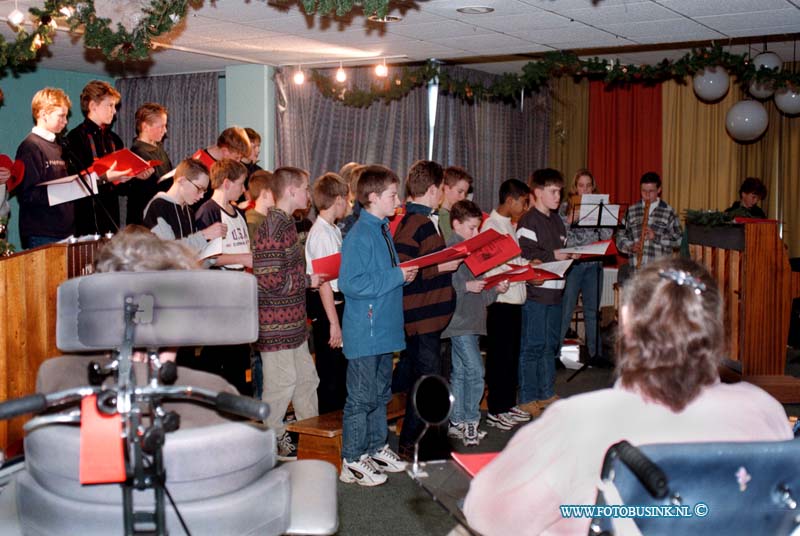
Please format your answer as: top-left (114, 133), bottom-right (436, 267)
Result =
top-left (516, 400), bottom-right (542, 417)
top-left (537, 394), bottom-right (560, 412)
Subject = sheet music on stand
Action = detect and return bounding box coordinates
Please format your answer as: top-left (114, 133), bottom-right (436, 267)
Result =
top-left (573, 194), bottom-right (622, 228)
top-left (565, 194), bottom-right (624, 383)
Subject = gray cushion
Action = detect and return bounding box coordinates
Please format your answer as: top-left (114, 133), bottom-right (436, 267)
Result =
top-left (16, 465), bottom-right (290, 536)
top-left (24, 421), bottom-right (276, 504)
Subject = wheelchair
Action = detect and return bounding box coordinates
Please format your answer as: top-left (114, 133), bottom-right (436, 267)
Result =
top-left (0, 270), bottom-right (337, 535)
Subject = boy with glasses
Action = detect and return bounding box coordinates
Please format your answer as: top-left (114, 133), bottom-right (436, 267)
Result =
top-left (143, 158), bottom-right (226, 252)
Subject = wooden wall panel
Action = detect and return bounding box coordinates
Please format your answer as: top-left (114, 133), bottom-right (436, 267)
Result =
top-left (0, 240), bottom-right (108, 452)
top-left (689, 223), bottom-right (800, 401)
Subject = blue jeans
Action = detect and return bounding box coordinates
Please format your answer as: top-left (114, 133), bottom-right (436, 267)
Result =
top-left (559, 262), bottom-right (603, 358)
top-left (341, 353), bottom-right (393, 462)
top-left (519, 300), bottom-right (562, 404)
top-left (449, 335), bottom-right (484, 423)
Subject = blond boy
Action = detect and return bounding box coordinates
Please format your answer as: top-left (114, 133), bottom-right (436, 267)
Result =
top-left (16, 88), bottom-right (73, 248)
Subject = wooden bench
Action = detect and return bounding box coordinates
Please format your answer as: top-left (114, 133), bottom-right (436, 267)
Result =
top-left (287, 393), bottom-right (406, 472)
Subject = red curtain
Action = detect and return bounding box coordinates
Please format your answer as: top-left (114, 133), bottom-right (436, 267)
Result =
top-left (587, 81), bottom-right (662, 208)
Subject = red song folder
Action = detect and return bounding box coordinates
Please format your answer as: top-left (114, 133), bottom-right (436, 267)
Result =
top-left (89, 148), bottom-right (161, 179)
top-left (451, 451), bottom-right (499, 478)
top-left (311, 252), bottom-right (341, 279)
top-left (482, 264), bottom-right (535, 289)
top-left (461, 229), bottom-right (522, 276)
top-left (399, 245), bottom-right (469, 270)
top-left (0, 154), bottom-right (25, 192)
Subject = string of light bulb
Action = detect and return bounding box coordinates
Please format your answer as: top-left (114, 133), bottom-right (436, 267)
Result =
top-left (286, 56), bottom-right (405, 85)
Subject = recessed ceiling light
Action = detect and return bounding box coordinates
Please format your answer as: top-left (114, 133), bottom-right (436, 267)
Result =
top-left (456, 6), bottom-right (495, 14)
top-left (368, 14), bottom-right (403, 23)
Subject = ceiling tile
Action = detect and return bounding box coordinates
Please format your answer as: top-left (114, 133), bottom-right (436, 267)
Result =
top-left (656, 0), bottom-right (790, 18)
top-left (523, 0), bottom-right (648, 9)
top-left (559, 2), bottom-right (680, 24)
top-left (694, 8), bottom-right (800, 33)
top-left (431, 33), bottom-right (536, 51)
top-left (422, 0), bottom-right (537, 20)
top-left (599, 19), bottom-right (727, 39)
top-left (387, 20), bottom-right (494, 39)
top-left (508, 25), bottom-right (617, 43)
top-left (464, 11), bottom-right (573, 33)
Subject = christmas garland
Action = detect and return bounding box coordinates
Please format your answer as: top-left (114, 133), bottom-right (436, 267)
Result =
top-left (0, 218), bottom-right (15, 256)
top-left (0, 0), bottom-right (394, 72)
top-left (0, 0), bottom-right (190, 72)
top-left (311, 46), bottom-right (800, 107)
top-left (1, 1), bottom-right (798, 106)
top-left (684, 209), bottom-right (736, 227)
top-left (301, 0), bottom-right (392, 19)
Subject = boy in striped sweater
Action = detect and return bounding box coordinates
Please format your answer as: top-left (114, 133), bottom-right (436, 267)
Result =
top-left (393, 160), bottom-right (462, 458)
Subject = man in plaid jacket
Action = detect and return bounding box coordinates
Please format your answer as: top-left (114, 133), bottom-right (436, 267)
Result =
top-left (617, 172), bottom-right (682, 271)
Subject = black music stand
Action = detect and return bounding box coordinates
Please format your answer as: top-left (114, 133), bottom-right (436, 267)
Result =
top-left (563, 199), bottom-right (624, 383)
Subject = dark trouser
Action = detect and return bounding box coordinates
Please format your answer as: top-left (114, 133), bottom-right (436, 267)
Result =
top-left (198, 344), bottom-right (253, 396)
top-left (22, 235), bottom-right (62, 249)
top-left (485, 302), bottom-right (522, 415)
top-left (398, 331), bottom-right (450, 459)
top-left (308, 291), bottom-right (348, 414)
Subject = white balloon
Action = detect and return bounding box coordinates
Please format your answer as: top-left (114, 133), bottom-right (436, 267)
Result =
top-left (748, 52), bottom-right (781, 100)
top-left (775, 87), bottom-right (800, 115)
top-left (726, 100), bottom-right (769, 142)
top-left (749, 80), bottom-right (774, 100)
top-left (693, 66), bottom-right (729, 102)
top-left (753, 52), bottom-right (782, 71)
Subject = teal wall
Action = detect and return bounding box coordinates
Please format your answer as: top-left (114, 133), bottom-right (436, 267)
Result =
top-left (224, 65), bottom-right (275, 170)
top-left (0, 69), bottom-right (113, 249)
top-left (0, 67), bottom-right (278, 248)
top-left (218, 75), bottom-right (226, 133)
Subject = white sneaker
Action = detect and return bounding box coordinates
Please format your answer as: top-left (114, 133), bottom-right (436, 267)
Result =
top-left (486, 412), bottom-right (515, 430)
top-left (447, 421), bottom-right (465, 439)
top-left (339, 454), bottom-right (388, 486)
top-left (508, 405), bottom-right (533, 422)
top-left (370, 444), bottom-right (408, 473)
top-left (276, 432), bottom-right (297, 461)
top-left (462, 421), bottom-right (480, 447)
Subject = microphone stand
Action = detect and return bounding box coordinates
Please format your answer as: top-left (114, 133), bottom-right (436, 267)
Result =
top-left (60, 139), bottom-right (120, 237)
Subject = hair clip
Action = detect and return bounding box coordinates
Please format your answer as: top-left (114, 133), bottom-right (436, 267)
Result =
top-left (658, 269), bottom-right (706, 295)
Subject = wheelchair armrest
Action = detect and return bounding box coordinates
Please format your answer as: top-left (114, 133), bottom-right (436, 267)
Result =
top-left (602, 440), bottom-right (668, 499)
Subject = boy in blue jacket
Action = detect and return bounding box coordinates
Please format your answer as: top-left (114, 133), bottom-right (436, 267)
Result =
top-left (338, 165), bottom-right (418, 486)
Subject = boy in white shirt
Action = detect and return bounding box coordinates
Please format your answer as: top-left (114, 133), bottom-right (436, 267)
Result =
top-left (305, 172), bottom-right (349, 412)
top-left (194, 159), bottom-right (253, 394)
top-left (195, 159), bottom-right (252, 270)
top-left (481, 179), bottom-right (534, 429)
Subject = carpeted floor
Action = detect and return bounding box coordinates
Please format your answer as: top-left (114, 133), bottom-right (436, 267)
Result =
top-left (334, 346), bottom-right (800, 536)
top-left (334, 364), bottom-right (616, 536)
